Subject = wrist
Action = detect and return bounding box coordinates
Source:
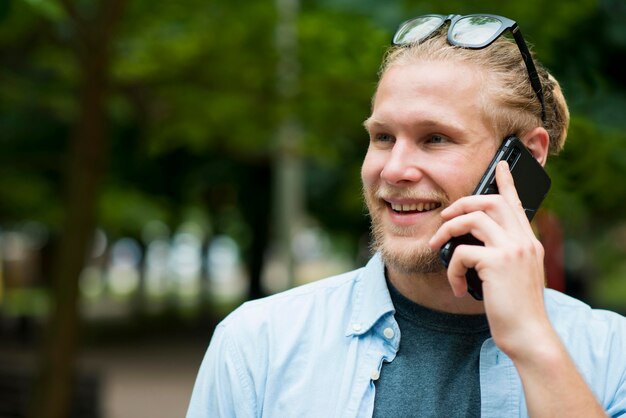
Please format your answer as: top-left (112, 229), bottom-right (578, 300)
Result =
top-left (501, 322), bottom-right (564, 367)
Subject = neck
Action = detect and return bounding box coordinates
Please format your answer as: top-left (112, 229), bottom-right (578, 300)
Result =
top-left (386, 267), bottom-right (485, 315)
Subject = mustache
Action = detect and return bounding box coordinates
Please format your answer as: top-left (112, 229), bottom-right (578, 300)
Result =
top-left (373, 184), bottom-right (449, 204)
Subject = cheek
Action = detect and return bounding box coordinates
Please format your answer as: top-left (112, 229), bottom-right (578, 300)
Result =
top-left (361, 151), bottom-right (383, 187)
top-left (438, 153), bottom-right (496, 198)
top-left (428, 155), bottom-right (485, 198)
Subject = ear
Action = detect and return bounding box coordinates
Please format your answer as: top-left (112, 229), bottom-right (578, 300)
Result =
top-left (522, 127), bottom-right (550, 167)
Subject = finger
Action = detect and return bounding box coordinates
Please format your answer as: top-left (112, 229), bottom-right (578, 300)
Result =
top-left (441, 194), bottom-right (514, 225)
top-left (494, 161), bottom-right (536, 234)
top-left (445, 245), bottom-right (494, 298)
top-left (429, 210), bottom-right (507, 249)
top-left (440, 194), bottom-right (532, 243)
top-left (494, 161), bottom-right (524, 214)
top-left (441, 161), bottom-right (522, 223)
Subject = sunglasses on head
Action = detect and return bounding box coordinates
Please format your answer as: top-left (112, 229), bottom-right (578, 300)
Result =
top-left (392, 14), bottom-right (546, 122)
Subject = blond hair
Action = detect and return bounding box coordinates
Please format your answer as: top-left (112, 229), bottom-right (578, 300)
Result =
top-left (378, 32), bottom-right (569, 155)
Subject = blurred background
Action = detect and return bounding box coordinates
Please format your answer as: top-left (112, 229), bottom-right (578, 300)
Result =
top-left (1, 0), bottom-right (625, 417)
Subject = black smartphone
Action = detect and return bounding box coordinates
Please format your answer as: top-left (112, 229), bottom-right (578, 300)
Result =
top-left (438, 135), bottom-right (551, 300)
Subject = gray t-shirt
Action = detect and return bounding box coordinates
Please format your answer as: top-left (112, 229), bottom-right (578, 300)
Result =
top-left (373, 280), bottom-right (490, 417)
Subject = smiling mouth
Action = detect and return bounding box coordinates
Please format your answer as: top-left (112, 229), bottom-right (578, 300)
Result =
top-left (389, 202), bottom-right (441, 213)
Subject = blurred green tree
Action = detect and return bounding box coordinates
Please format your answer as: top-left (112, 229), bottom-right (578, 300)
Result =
top-left (9, 1), bottom-right (130, 417)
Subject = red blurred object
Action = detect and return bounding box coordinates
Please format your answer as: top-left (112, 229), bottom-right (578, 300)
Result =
top-left (534, 210), bottom-right (565, 292)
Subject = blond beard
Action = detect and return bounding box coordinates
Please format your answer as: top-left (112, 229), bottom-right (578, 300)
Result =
top-left (363, 183), bottom-right (448, 275)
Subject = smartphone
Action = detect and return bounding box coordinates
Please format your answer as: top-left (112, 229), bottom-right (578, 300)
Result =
top-left (438, 135), bottom-right (551, 300)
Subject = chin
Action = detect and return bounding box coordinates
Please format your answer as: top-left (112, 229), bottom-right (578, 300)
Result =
top-left (374, 233), bottom-right (444, 275)
top-left (364, 186), bottom-right (445, 275)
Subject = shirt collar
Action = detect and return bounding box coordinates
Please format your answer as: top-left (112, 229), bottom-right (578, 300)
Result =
top-left (346, 252), bottom-right (395, 337)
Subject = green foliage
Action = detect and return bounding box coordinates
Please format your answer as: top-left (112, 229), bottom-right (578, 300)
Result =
top-left (98, 186), bottom-right (170, 235)
top-left (21, 0), bottom-right (66, 21)
top-left (295, 9), bottom-right (389, 233)
top-left (297, 9), bottom-right (387, 163)
top-left (546, 116), bottom-right (626, 225)
top-left (0, 170), bottom-right (62, 224)
top-left (112, 0), bottom-right (279, 157)
top-left (1, 0), bottom-right (626, 306)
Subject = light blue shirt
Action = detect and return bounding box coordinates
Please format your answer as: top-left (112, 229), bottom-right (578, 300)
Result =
top-left (187, 253), bottom-right (626, 417)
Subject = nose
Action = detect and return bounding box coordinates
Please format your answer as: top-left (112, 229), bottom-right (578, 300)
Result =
top-left (380, 141), bottom-right (423, 185)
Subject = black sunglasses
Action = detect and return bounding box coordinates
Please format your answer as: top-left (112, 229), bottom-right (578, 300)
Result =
top-left (392, 14), bottom-right (546, 122)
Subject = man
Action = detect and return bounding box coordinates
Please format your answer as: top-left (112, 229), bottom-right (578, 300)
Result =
top-left (187, 14), bottom-right (626, 417)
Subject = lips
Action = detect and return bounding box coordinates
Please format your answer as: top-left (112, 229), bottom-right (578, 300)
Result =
top-left (381, 198), bottom-right (443, 229)
top-left (370, 184), bottom-right (447, 221)
top-left (389, 202), bottom-right (441, 212)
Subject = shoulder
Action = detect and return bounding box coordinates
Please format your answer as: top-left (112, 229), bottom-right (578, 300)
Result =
top-left (544, 289), bottom-right (626, 334)
top-left (544, 289), bottom-right (626, 406)
top-left (188, 259), bottom-right (386, 417)
top-left (544, 289), bottom-right (626, 347)
top-left (205, 266), bottom-right (370, 389)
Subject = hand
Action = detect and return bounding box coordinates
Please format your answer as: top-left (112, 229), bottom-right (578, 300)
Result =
top-left (429, 161), bottom-right (552, 356)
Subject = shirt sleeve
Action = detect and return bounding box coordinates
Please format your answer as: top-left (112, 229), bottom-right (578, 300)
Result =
top-left (606, 312), bottom-right (626, 417)
top-left (186, 322), bottom-right (258, 418)
top-left (609, 375), bottom-right (626, 418)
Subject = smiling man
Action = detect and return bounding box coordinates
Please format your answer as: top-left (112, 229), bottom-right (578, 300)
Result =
top-left (362, 59), bottom-right (497, 279)
top-left (187, 14), bottom-right (626, 418)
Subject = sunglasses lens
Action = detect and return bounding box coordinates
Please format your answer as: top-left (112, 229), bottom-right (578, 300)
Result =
top-left (393, 16), bottom-right (444, 45)
top-left (451, 16), bottom-right (503, 46)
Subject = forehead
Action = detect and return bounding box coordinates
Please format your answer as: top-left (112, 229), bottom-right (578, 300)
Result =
top-left (369, 60), bottom-right (496, 139)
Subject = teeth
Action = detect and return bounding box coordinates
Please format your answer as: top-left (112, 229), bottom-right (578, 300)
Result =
top-left (390, 202), bottom-right (439, 212)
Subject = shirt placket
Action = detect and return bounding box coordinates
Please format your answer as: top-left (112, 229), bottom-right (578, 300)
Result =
top-left (343, 315), bottom-right (400, 418)
top-left (479, 338), bottom-right (524, 417)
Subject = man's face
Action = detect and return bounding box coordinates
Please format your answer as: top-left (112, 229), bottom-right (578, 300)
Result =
top-left (362, 59), bottom-right (500, 275)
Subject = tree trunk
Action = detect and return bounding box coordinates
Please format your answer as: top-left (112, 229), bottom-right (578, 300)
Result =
top-left (242, 162), bottom-right (272, 300)
top-left (29, 2), bottom-right (127, 417)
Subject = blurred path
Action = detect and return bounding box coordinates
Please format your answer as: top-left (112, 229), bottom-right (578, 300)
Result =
top-left (80, 338), bottom-right (208, 418)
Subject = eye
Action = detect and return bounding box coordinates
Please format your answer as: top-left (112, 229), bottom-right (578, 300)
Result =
top-left (426, 134), bottom-right (447, 144)
top-left (373, 133), bottom-right (394, 143)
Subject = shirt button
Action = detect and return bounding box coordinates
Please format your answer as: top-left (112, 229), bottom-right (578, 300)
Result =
top-left (352, 323), bottom-right (362, 332)
top-left (383, 327), bottom-right (394, 339)
top-left (370, 370), bottom-right (380, 381)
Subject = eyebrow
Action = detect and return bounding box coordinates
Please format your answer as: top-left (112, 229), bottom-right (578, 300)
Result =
top-left (363, 117), bottom-right (392, 132)
top-left (363, 116), bottom-right (467, 138)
